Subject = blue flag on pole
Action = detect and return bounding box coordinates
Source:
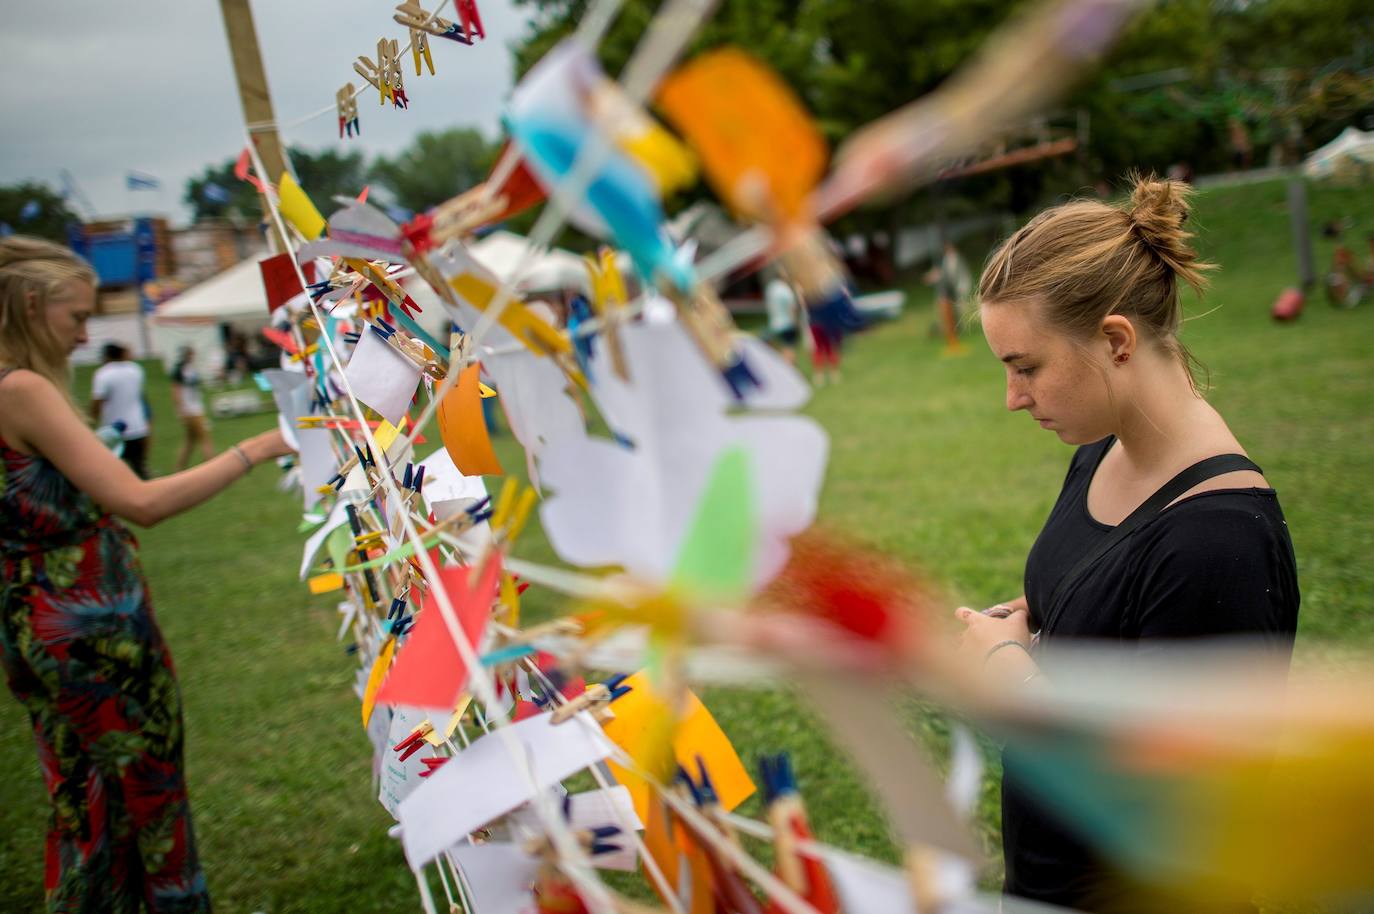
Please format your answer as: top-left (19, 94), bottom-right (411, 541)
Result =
top-left (126, 171), bottom-right (160, 191)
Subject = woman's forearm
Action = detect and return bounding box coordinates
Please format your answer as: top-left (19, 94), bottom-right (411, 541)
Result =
top-left (129, 441), bottom-right (262, 527)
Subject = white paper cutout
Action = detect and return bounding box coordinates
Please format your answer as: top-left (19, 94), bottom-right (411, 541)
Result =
top-left (450, 843), bottom-right (540, 914)
top-left (299, 499), bottom-right (350, 579)
top-left (344, 329), bottom-right (422, 426)
top-left (538, 318), bottom-right (828, 589)
top-left (262, 368), bottom-right (339, 511)
top-left (397, 712), bottom-right (614, 867)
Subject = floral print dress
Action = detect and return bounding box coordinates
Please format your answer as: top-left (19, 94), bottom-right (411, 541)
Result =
top-left (0, 369), bottom-right (210, 913)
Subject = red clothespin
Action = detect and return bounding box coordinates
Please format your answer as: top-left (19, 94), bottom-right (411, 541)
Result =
top-left (455, 0), bottom-right (485, 41)
top-left (418, 756), bottom-right (448, 778)
top-left (336, 84), bottom-right (360, 139)
top-left (393, 722), bottom-right (433, 761)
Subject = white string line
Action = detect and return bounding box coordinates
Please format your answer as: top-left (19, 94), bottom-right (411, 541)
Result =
top-left (245, 136), bottom-right (619, 914)
top-left (244, 0), bottom-right (457, 133)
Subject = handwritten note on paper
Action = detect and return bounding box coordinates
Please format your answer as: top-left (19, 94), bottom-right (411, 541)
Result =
top-left (450, 843), bottom-right (540, 914)
top-left (397, 712), bottom-right (615, 867)
top-left (344, 329), bottom-right (422, 427)
top-left (379, 705), bottom-right (434, 820)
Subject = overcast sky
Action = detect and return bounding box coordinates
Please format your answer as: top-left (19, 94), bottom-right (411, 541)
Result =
top-left (0, 0), bottom-right (534, 226)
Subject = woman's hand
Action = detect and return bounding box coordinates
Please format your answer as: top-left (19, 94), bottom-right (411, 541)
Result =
top-left (953, 605), bottom-right (1037, 685)
top-left (238, 428), bottom-right (293, 465)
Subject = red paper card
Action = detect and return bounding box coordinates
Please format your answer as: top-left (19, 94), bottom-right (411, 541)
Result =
top-left (260, 253), bottom-right (316, 314)
top-left (375, 557), bottom-right (501, 710)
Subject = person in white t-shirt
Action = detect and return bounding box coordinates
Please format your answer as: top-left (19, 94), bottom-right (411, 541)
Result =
top-left (170, 346), bottom-right (213, 471)
top-left (90, 343), bottom-right (150, 477)
top-left (763, 273), bottom-right (800, 364)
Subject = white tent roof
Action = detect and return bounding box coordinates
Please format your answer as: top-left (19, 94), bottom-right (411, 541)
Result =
top-left (1304, 127), bottom-right (1374, 178)
top-left (469, 230), bottom-right (592, 294)
top-left (152, 253), bottom-right (272, 325)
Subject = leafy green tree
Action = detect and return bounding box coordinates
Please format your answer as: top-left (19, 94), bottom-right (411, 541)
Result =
top-left (184, 147), bottom-right (369, 223)
top-left (0, 182), bottom-right (81, 243)
top-left (369, 128), bottom-right (499, 214)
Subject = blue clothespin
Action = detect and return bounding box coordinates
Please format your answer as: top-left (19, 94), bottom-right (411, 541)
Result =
top-left (388, 597), bottom-right (407, 621)
top-left (587, 824), bottom-right (622, 856)
top-left (675, 764), bottom-right (705, 806)
top-left (354, 444), bottom-right (376, 470)
top-left (758, 753), bottom-right (797, 803)
top-left (344, 642), bottom-right (360, 655)
top-left (435, 23), bottom-right (473, 44)
top-left (601, 672), bottom-right (633, 702)
top-left (391, 614), bottom-right (414, 637)
top-left (401, 464), bottom-right (413, 491)
top-left (307, 278), bottom-right (333, 298)
top-left (343, 330), bottom-right (362, 345)
top-left (694, 755), bottom-right (720, 806)
top-left (411, 465), bottom-right (425, 493)
top-left (721, 355), bottom-right (761, 400)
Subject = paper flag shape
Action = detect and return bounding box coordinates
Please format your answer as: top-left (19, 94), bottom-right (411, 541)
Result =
top-left (361, 636), bottom-right (398, 728)
top-left (277, 171), bottom-right (326, 241)
top-left (600, 670), bottom-right (754, 826)
top-left (657, 48), bottom-right (826, 223)
top-left (375, 558), bottom-right (501, 710)
top-left (670, 444), bottom-right (757, 604)
top-left (443, 247), bottom-right (570, 357)
top-left (437, 364), bottom-right (504, 476)
top-left (398, 711), bottom-right (614, 866)
top-left (450, 844), bottom-right (540, 913)
top-left (343, 329), bottom-right (422, 426)
top-left (260, 253), bottom-right (315, 313)
top-left (297, 200), bottom-right (405, 261)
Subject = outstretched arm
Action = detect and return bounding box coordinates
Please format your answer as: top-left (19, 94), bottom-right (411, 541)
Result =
top-left (1, 370), bottom-right (288, 528)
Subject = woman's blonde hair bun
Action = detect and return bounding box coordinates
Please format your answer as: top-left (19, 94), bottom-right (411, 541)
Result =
top-left (1126, 173), bottom-right (1209, 294)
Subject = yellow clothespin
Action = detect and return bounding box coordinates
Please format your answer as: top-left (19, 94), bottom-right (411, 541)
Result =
top-left (409, 27), bottom-right (434, 77)
top-left (289, 343), bottom-right (319, 363)
top-left (583, 247), bottom-right (630, 380)
top-left (550, 681), bottom-right (618, 725)
top-left (489, 478), bottom-right (537, 550)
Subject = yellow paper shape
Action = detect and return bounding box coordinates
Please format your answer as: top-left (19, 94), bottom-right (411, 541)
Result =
top-left (278, 171), bottom-right (326, 240)
top-left (601, 670), bottom-right (755, 825)
top-left (308, 572), bottom-right (344, 594)
top-left (361, 636), bottom-right (398, 728)
top-left (449, 272), bottom-right (571, 357)
top-left (657, 48), bottom-right (826, 223)
top-left (374, 418), bottom-right (403, 451)
top-left (436, 364), bottom-right (504, 476)
top-left (585, 80), bottom-right (697, 196)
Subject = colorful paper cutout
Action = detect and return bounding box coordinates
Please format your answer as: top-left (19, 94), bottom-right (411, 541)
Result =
top-left (277, 171), bottom-right (326, 241)
top-left (436, 364), bottom-right (504, 477)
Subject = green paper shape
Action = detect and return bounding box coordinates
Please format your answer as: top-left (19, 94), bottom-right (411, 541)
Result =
top-left (669, 445), bottom-right (756, 603)
top-left (325, 525), bottom-right (353, 575)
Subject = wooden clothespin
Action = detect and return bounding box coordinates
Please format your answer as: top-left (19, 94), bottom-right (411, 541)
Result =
top-left (336, 83), bottom-right (360, 138)
top-left (905, 845), bottom-right (948, 914)
top-left (759, 753), bottom-right (841, 913)
top-left (454, 0), bottom-right (485, 42)
top-left (354, 38), bottom-right (408, 108)
top-left (408, 26), bottom-right (434, 76)
top-left (660, 279), bottom-right (759, 400)
top-left (583, 247), bottom-right (630, 381)
top-left (549, 673), bottom-right (632, 725)
top-left (489, 478), bottom-right (538, 551)
top-left (393, 0), bottom-right (473, 45)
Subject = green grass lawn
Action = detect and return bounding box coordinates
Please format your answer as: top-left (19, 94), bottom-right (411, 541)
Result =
top-left (2, 176), bottom-right (1372, 911)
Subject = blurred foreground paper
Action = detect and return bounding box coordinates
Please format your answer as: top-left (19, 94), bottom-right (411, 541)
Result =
top-left (398, 712), bottom-right (614, 866)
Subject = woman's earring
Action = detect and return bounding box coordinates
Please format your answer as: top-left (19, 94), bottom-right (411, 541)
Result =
top-left (1115, 353), bottom-right (1130, 365)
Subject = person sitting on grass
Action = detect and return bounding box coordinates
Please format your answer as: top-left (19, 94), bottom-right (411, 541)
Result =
top-left (952, 177), bottom-right (1299, 913)
top-left (0, 236), bottom-right (291, 912)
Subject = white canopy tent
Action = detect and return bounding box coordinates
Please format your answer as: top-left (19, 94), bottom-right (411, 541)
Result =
top-left (1304, 127), bottom-right (1374, 179)
top-left (151, 253), bottom-right (273, 377)
top-left (468, 230), bottom-right (595, 296)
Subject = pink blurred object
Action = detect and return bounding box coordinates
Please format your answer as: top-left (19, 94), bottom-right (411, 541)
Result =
top-left (1272, 287), bottom-right (1304, 321)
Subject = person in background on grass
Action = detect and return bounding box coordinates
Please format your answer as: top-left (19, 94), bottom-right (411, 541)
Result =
top-left (763, 270), bottom-right (800, 364)
top-left (0, 236), bottom-right (291, 913)
top-left (170, 346), bottom-right (214, 471)
top-left (91, 342), bottom-right (151, 478)
top-left (952, 178), bottom-right (1299, 913)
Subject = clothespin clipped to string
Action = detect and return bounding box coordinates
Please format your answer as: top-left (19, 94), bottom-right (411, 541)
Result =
top-left (758, 753), bottom-right (840, 914)
top-left (524, 795), bottom-right (623, 859)
top-left (418, 756), bottom-right (448, 778)
top-left (354, 38), bottom-right (408, 109)
top-left (671, 761), bottom-right (763, 914)
top-left (408, 25), bottom-right (434, 77)
top-left (550, 673), bottom-right (632, 725)
top-left (393, 0), bottom-right (473, 45)
top-left (336, 83), bottom-right (361, 139)
top-left (288, 343), bottom-right (319, 363)
top-left (454, 0), bottom-right (485, 42)
top-left (346, 258), bottom-right (422, 320)
top-left (582, 247), bottom-right (630, 381)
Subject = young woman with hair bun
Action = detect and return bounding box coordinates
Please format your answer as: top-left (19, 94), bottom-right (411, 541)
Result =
top-left (952, 178), bottom-right (1300, 912)
top-left (0, 235), bottom-right (291, 910)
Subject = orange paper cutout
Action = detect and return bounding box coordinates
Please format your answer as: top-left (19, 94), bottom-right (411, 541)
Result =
top-left (437, 364), bottom-right (504, 477)
top-left (600, 670), bottom-right (755, 826)
top-left (657, 48), bottom-right (826, 224)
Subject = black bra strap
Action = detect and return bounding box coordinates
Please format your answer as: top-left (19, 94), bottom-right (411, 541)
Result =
top-left (1043, 453), bottom-right (1262, 631)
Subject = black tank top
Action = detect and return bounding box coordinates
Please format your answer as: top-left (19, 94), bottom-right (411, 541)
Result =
top-left (1003, 436), bottom-right (1300, 909)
